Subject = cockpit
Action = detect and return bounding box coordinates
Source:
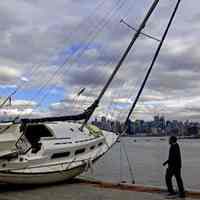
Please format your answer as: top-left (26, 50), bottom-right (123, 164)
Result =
top-left (16, 124), bottom-right (53, 154)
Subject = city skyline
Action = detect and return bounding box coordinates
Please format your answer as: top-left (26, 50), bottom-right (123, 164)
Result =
top-left (92, 115), bottom-right (200, 136)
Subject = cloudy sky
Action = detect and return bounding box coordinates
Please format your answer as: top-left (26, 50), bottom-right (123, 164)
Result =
top-left (0, 0), bottom-right (200, 122)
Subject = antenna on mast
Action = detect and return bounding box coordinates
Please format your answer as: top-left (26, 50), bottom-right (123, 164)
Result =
top-left (120, 19), bottom-right (160, 42)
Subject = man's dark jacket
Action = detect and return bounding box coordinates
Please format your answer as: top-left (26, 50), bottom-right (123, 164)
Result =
top-left (166, 143), bottom-right (182, 169)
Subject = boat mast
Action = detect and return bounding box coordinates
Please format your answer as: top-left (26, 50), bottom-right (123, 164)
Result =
top-left (80, 0), bottom-right (160, 130)
top-left (123, 0), bottom-right (182, 131)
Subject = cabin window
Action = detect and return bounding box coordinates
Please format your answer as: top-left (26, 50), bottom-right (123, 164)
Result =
top-left (90, 145), bottom-right (95, 150)
top-left (75, 148), bottom-right (85, 155)
top-left (98, 142), bottom-right (103, 147)
top-left (51, 152), bottom-right (70, 159)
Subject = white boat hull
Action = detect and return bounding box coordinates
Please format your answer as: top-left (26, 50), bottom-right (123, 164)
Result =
top-left (0, 164), bottom-right (86, 184)
top-left (0, 152), bottom-right (106, 184)
top-left (0, 122), bottom-right (118, 184)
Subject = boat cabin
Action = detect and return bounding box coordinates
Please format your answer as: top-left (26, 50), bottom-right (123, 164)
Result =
top-left (16, 123), bottom-right (54, 154)
top-left (25, 124), bottom-right (53, 153)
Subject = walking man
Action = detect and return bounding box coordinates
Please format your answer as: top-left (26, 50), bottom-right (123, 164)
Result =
top-left (163, 136), bottom-right (185, 198)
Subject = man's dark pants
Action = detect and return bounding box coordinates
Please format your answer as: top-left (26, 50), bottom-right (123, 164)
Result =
top-left (165, 167), bottom-right (185, 195)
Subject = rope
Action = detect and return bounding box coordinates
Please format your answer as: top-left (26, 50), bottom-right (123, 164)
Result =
top-left (36, 0), bottom-right (128, 108)
top-left (0, 0), bottom-right (107, 105)
top-left (121, 139), bottom-right (135, 184)
top-left (119, 139), bottom-right (123, 183)
top-left (29, 0), bottom-right (126, 104)
top-left (0, 1), bottom-right (129, 136)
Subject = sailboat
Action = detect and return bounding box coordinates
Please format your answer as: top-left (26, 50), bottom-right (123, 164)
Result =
top-left (0, 0), bottom-right (181, 184)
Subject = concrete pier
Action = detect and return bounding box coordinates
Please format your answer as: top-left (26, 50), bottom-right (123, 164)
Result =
top-left (77, 178), bottom-right (200, 199)
top-left (0, 178), bottom-right (197, 200)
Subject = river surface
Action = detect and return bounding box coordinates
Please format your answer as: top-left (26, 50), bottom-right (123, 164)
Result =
top-left (0, 136), bottom-right (199, 200)
top-left (84, 137), bottom-right (200, 190)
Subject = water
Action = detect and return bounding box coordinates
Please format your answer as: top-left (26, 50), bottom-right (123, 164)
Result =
top-left (0, 137), bottom-right (199, 200)
top-left (84, 137), bottom-right (200, 190)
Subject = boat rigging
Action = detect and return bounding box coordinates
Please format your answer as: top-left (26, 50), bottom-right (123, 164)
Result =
top-left (0, 0), bottom-right (182, 185)
top-left (14, 0), bottom-right (160, 131)
top-left (117, 0), bottom-right (182, 185)
top-left (123, 0), bottom-right (182, 131)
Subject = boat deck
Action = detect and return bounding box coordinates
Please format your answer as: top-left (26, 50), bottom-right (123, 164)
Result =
top-left (0, 178), bottom-right (197, 200)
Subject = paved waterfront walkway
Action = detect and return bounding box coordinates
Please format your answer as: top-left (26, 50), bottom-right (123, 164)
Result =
top-left (0, 180), bottom-right (195, 200)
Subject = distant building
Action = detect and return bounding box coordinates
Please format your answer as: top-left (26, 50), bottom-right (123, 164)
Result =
top-left (92, 115), bottom-right (200, 137)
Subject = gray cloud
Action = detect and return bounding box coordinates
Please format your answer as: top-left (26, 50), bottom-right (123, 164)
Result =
top-left (0, 0), bottom-right (200, 121)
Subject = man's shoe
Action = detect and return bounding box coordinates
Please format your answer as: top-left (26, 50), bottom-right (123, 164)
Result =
top-left (166, 192), bottom-right (177, 196)
top-left (165, 192), bottom-right (177, 199)
top-left (179, 193), bottom-right (186, 198)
